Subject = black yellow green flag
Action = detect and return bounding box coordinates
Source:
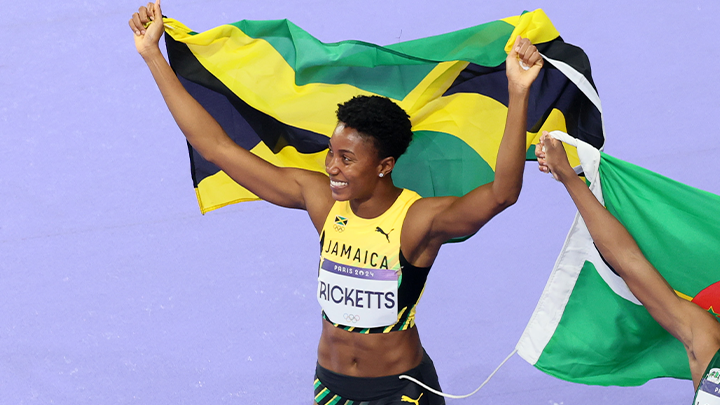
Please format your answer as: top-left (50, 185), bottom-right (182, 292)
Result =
top-left (163, 9), bottom-right (604, 213)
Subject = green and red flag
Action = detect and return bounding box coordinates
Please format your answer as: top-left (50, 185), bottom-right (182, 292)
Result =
top-left (162, 10), bottom-right (603, 213)
top-left (516, 132), bottom-right (720, 386)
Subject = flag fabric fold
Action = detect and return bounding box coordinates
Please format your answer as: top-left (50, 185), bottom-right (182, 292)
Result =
top-left (516, 131), bottom-right (720, 386)
top-left (163, 9), bottom-right (604, 214)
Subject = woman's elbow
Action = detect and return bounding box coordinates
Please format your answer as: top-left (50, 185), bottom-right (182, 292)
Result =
top-left (492, 181), bottom-right (522, 209)
top-left (494, 191), bottom-right (520, 210)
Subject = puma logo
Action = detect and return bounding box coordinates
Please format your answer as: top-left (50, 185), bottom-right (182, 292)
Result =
top-left (375, 227), bottom-right (394, 243)
top-left (401, 393), bottom-right (423, 405)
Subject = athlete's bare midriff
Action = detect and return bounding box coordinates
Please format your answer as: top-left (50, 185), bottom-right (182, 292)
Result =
top-left (317, 318), bottom-right (424, 377)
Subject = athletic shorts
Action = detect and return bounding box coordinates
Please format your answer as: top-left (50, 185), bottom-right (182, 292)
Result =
top-left (314, 349), bottom-right (445, 405)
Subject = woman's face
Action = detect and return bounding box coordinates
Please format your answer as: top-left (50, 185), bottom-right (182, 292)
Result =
top-left (325, 123), bottom-right (382, 202)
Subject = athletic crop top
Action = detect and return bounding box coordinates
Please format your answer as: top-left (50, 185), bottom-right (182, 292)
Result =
top-left (693, 348), bottom-right (720, 405)
top-left (317, 189), bottom-right (431, 334)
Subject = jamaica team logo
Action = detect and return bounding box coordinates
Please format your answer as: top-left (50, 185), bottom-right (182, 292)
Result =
top-left (333, 216), bottom-right (348, 233)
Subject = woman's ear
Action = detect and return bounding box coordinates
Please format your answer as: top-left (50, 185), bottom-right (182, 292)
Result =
top-left (378, 156), bottom-right (396, 177)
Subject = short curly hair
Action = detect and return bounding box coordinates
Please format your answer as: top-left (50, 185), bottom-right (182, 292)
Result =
top-left (335, 95), bottom-right (413, 161)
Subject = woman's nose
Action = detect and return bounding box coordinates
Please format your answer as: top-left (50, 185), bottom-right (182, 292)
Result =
top-left (325, 157), bottom-right (339, 174)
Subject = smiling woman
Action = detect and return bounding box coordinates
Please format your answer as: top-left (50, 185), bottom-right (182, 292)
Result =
top-left (325, 96), bottom-right (412, 208)
top-left (129, 0), bottom-right (543, 403)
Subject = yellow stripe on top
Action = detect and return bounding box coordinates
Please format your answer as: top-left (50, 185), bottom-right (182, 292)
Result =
top-left (501, 9), bottom-right (560, 52)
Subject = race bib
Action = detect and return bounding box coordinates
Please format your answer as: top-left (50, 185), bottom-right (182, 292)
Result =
top-left (695, 368), bottom-right (720, 405)
top-left (317, 258), bottom-right (398, 328)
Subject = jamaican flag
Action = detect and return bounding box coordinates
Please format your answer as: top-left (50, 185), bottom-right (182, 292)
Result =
top-left (163, 9), bottom-right (603, 213)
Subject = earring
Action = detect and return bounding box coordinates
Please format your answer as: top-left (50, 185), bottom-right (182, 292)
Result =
top-left (379, 173), bottom-right (384, 178)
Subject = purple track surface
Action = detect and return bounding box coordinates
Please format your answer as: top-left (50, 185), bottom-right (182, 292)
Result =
top-left (2, 1), bottom-right (719, 404)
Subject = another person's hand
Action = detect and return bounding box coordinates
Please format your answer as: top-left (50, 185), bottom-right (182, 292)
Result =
top-left (129, 0), bottom-right (164, 57)
top-left (506, 36), bottom-right (543, 93)
top-left (536, 132), bottom-right (574, 182)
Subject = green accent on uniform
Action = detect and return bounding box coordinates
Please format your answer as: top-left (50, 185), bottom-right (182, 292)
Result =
top-left (398, 315), bottom-right (411, 331)
top-left (327, 395), bottom-right (343, 405)
top-left (394, 131), bottom-right (495, 198)
top-left (536, 261), bottom-right (689, 386)
top-left (316, 388), bottom-right (330, 402)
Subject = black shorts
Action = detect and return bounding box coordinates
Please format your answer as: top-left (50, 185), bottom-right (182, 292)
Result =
top-left (314, 349), bottom-right (445, 405)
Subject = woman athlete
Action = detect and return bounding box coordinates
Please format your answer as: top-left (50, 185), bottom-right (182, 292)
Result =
top-left (130, 1), bottom-right (543, 403)
top-left (536, 133), bottom-right (720, 404)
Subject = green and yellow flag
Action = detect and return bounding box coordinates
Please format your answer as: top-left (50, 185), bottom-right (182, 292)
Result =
top-left (517, 132), bottom-right (720, 386)
top-left (163, 9), bottom-right (604, 213)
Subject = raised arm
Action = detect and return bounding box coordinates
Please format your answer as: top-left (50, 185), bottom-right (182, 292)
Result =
top-left (536, 133), bottom-right (720, 386)
top-left (129, 1), bottom-right (332, 227)
top-left (402, 37), bottom-right (542, 265)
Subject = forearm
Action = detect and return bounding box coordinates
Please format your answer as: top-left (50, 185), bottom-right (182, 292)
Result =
top-left (561, 172), bottom-right (644, 269)
top-left (560, 172), bottom-right (685, 335)
top-left (428, 89), bottom-right (530, 240)
top-left (141, 48), bottom-right (308, 207)
top-left (142, 49), bottom-right (232, 162)
top-left (492, 88), bottom-right (530, 206)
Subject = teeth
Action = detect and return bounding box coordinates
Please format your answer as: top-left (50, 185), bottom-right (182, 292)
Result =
top-left (330, 180), bottom-right (348, 187)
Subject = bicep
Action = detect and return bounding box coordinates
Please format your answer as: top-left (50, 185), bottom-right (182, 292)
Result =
top-left (428, 184), bottom-right (508, 241)
top-left (402, 192), bottom-right (502, 265)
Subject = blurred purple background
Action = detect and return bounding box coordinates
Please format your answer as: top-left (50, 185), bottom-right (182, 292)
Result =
top-left (2, 1), bottom-right (718, 403)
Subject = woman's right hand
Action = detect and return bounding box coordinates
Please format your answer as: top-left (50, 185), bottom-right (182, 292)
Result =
top-left (129, 0), bottom-right (165, 57)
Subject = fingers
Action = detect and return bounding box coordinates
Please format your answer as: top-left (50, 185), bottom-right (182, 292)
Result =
top-left (139, 5), bottom-right (149, 22)
top-left (129, 6), bottom-right (151, 36)
top-left (536, 132), bottom-right (553, 174)
top-left (129, 1), bottom-right (161, 37)
top-left (149, 1), bottom-right (159, 20)
top-left (514, 37), bottom-right (543, 69)
top-left (506, 36), bottom-right (543, 91)
top-left (536, 131), bottom-right (548, 157)
top-left (129, 14), bottom-right (142, 36)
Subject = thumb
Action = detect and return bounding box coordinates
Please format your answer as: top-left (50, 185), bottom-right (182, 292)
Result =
top-left (145, 0), bottom-right (165, 39)
top-left (153, 0), bottom-right (162, 19)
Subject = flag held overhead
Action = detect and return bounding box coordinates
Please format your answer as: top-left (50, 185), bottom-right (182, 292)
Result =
top-left (163, 10), bottom-right (604, 214)
top-left (517, 133), bottom-right (720, 386)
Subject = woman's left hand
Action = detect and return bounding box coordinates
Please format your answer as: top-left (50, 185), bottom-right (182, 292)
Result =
top-left (505, 36), bottom-right (543, 93)
top-left (129, 0), bottom-right (165, 57)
